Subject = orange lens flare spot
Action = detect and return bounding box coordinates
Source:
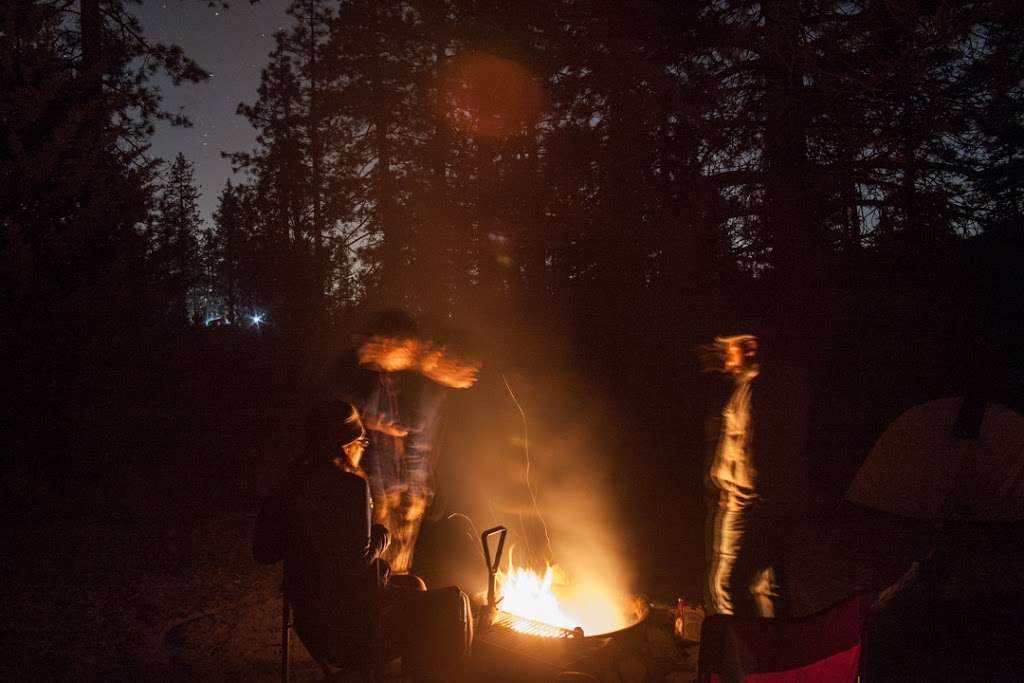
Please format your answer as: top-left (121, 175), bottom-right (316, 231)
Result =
top-left (436, 52), bottom-right (544, 138)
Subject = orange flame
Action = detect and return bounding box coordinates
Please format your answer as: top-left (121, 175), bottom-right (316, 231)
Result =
top-left (496, 550), bottom-right (630, 637)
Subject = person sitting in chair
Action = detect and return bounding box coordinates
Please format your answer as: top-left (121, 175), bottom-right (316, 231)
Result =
top-left (253, 400), bottom-right (432, 674)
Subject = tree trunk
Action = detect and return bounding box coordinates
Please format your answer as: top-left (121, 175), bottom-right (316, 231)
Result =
top-left (900, 105), bottom-right (920, 238)
top-left (841, 140), bottom-right (862, 281)
top-left (517, 121), bottom-right (546, 303)
top-left (762, 0), bottom-right (812, 321)
top-left (425, 37), bottom-right (453, 315)
top-left (308, 0), bottom-right (324, 305)
top-left (603, 78), bottom-right (644, 301)
top-left (375, 108), bottom-right (399, 303)
top-left (474, 137), bottom-right (501, 305)
top-left (226, 213), bottom-right (237, 323)
top-left (80, 0), bottom-right (102, 100)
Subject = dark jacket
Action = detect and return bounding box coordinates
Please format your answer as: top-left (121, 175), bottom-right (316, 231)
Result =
top-left (254, 460), bottom-right (388, 664)
top-left (746, 364), bottom-right (814, 515)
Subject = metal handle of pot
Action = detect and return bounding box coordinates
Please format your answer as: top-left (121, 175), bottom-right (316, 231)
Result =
top-left (481, 525), bottom-right (507, 612)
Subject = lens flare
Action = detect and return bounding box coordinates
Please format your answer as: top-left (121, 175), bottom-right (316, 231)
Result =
top-left (435, 52), bottom-right (544, 138)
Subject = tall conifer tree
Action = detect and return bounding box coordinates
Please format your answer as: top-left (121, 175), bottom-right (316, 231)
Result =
top-left (152, 153), bottom-right (204, 323)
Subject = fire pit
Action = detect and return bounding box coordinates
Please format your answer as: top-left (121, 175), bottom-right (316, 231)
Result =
top-left (488, 591), bottom-right (650, 639)
top-left (470, 526), bottom-right (650, 680)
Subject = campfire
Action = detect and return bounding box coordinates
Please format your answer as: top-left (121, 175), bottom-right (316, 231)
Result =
top-left (497, 554), bottom-right (634, 637)
top-left (481, 527), bottom-right (648, 641)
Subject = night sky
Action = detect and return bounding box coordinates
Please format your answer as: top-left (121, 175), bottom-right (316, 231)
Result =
top-left (136, 0), bottom-right (290, 222)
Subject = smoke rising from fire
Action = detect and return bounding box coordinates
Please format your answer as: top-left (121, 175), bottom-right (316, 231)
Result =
top-left (430, 315), bottom-right (636, 622)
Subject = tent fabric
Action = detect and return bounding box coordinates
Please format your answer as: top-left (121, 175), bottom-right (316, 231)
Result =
top-left (845, 398), bottom-right (1024, 521)
top-left (697, 592), bottom-right (875, 683)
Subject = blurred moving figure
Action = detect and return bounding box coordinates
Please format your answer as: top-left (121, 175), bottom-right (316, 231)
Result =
top-left (253, 400), bottom-right (473, 679)
top-left (705, 333), bottom-right (813, 618)
top-left (336, 309), bottom-right (480, 573)
top-left (253, 401), bottom-right (421, 671)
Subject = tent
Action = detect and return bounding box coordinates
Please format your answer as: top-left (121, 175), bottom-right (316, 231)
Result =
top-left (848, 397), bottom-right (1024, 680)
top-left (845, 397), bottom-right (1024, 521)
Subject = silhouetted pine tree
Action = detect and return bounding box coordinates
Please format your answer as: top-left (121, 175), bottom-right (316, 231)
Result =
top-left (968, 1), bottom-right (1024, 231)
top-left (324, 0), bottom-right (428, 307)
top-left (151, 153), bottom-right (204, 324)
top-left (0, 1), bottom-right (207, 339)
top-left (207, 179), bottom-right (279, 325)
top-left (219, 0), bottom-right (1024, 334)
top-left (230, 0), bottom-right (362, 327)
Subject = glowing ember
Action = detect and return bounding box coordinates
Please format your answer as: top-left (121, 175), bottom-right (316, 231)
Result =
top-left (496, 553), bottom-right (630, 638)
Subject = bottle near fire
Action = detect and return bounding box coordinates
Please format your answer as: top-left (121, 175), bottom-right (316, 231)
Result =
top-left (674, 598), bottom-right (685, 640)
top-left (683, 603), bottom-right (705, 642)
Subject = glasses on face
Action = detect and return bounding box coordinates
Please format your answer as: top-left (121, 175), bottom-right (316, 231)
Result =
top-left (343, 436), bottom-right (370, 452)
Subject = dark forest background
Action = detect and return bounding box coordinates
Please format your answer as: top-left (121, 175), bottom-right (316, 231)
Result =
top-left (4, 0), bottom-right (1024, 621)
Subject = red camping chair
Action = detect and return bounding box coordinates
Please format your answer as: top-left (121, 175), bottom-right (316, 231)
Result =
top-left (697, 592), bottom-right (876, 683)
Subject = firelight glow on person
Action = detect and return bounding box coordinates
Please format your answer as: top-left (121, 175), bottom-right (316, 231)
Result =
top-left (706, 334), bottom-right (776, 617)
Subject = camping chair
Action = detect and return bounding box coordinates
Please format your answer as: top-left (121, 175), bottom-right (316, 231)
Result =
top-left (697, 591), bottom-right (876, 683)
top-left (280, 559), bottom-right (388, 682)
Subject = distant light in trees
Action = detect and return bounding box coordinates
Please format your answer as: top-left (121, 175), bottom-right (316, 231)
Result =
top-left (251, 313), bottom-right (264, 327)
top-left (436, 52), bottom-right (544, 139)
top-left (489, 231), bottom-right (514, 268)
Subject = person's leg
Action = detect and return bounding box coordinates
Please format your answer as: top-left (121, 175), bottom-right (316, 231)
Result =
top-left (708, 493), bottom-right (755, 616)
top-left (384, 508), bottom-right (418, 573)
top-left (725, 526), bottom-right (763, 618)
top-left (760, 516), bottom-right (791, 618)
top-left (399, 586), bottom-right (472, 682)
top-left (749, 566), bottom-right (778, 618)
top-left (733, 511), bottom-right (786, 618)
top-left (378, 489), bottom-right (408, 568)
top-left (391, 493), bottom-right (427, 573)
top-left (378, 575), bottom-right (429, 674)
top-left (396, 440), bottom-right (432, 573)
top-left (388, 572), bottom-right (427, 592)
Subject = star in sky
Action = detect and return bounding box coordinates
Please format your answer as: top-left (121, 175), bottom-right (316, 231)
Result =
top-left (136, 0), bottom-right (290, 223)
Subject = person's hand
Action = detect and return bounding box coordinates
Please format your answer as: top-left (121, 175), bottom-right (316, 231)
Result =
top-left (364, 415), bottom-right (409, 437)
top-left (419, 345), bottom-right (480, 388)
top-left (371, 523), bottom-right (391, 552)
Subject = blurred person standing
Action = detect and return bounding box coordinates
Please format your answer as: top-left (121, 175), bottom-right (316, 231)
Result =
top-left (704, 332), bottom-right (814, 617)
top-left (334, 309), bottom-right (479, 573)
